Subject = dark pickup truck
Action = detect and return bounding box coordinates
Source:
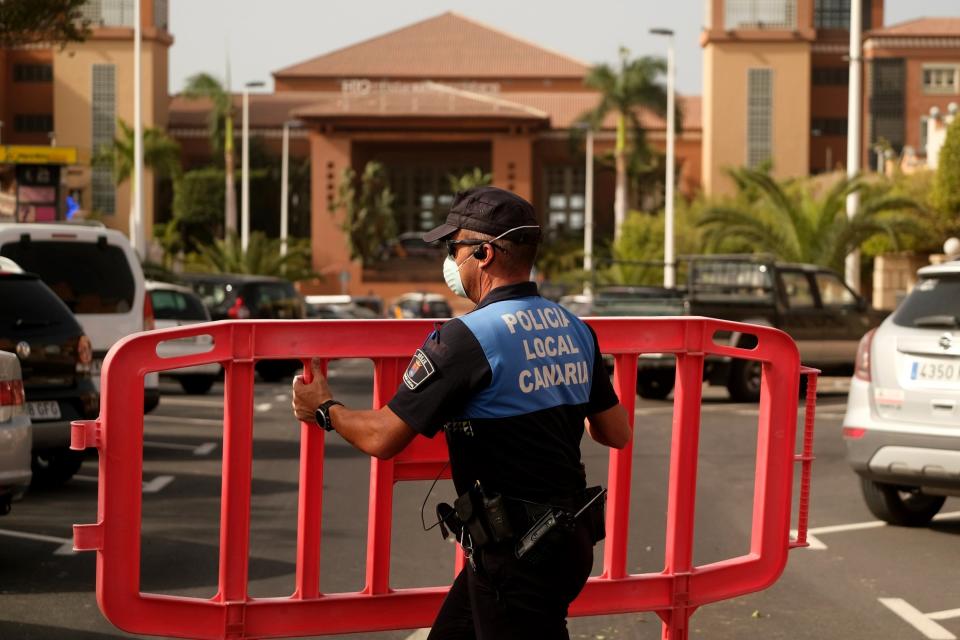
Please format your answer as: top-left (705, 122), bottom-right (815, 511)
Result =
top-left (561, 255), bottom-right (886, 401)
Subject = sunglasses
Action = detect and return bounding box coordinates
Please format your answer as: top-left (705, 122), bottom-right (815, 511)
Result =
top-left (445, 239), bottom-right (503, 258)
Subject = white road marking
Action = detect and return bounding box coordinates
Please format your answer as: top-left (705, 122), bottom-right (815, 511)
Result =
top-left (0, 528), bottom-right (75, 555)
top-left (255, 402), bottom-right (273, 412)
top-left (274, 393), bottom-right (287, 402)
top-left (146, 415), bottom-right (222, 426)
top-left (144, 441), bottom-right (218, 456)
top-left (192, 442), bottom-right (218, 456)
top-left (142, 475), bottom-right (174, 493)
top-left (880, 598), bottom-right (957, 640)
top-left (793, 511), bottom-right (960, 551)
top-left (403, 629), bottom-right (430, 640)
top-left (930, 609), bottom-right (960, 622)
top-left (74, 474), bottom-right (175, 494)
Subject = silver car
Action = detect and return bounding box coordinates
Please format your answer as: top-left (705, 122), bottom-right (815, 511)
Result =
top-left (0, 351), bottom-right (32, 513)
top-left (843, 259), bottom-right (960, 526)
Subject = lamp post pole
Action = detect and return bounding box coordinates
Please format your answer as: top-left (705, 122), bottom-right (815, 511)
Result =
top-left (584, 128), bottom-right (594, 296)
top-left (131, 0), bottom-right (144, 259)
top-left (241, 81), bottom-right (264, 253)
top-left (279, 120), bottom-right (301, 257)
top-left (845, 0), bottom-right (864, 293)
top-left (651, 27), bottom-right (676, 288)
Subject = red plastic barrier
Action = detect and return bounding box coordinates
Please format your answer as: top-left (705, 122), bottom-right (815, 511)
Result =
top-left (72, 317), bottom-right (817, 640)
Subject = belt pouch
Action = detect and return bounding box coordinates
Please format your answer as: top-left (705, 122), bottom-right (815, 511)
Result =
top-left (454, 490), bottom-right (489, 547)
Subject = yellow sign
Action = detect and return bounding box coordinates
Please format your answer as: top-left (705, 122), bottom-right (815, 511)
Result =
top-left (0, 145), bottom-right (79, 165)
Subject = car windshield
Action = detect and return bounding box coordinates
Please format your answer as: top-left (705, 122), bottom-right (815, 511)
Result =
top-left (1, 240), bottom-right (135, 314)
top-left (893, 275), bottom-right (960, 328)
top-left (0, 277), bottom-right (74, 333)
top-left (191, 281), bottom-right (235, 310)
top-left (151, 289), bottom-right (209, 321)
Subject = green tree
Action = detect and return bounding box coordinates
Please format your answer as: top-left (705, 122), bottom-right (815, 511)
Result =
top-left (932, 115), bottom-right (960, 222)
top-left (156, 167), bottom-right (226, 258)
top-left (447, 167), bottom-right (492, 193)
top-left (578, 49), bottom-right (671, 241)
top-left (332, 162), bottom-right (396, 265)
top-left (182, 72), bottom-right (237, 234)
top-left (92, 119), bottom-right (182, 186)
top-left (0, 0), bottom-right (89, 48)
top-left (697, 167), bottom-right (927, 272)
top-left (186, 231), bottom-right (315, 281)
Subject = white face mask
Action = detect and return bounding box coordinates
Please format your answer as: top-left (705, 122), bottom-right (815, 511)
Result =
top-left (441, 225), bottom-right (540, 299)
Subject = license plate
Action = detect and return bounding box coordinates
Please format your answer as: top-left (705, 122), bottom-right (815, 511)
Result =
top-left (909, 360), bottom-right (960, 384)
top-left (27, 401), bottom-right (61, 421)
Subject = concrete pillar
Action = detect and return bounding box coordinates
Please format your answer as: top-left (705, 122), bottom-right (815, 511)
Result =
top-left (491, 134), bottom-right (533, 203)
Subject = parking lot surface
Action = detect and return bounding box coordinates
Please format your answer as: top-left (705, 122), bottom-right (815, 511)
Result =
top-left (0, 363), bottom-right (957, 639)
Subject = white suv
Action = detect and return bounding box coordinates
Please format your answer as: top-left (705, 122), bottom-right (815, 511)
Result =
top-left (843, 258), bottom-right (960, 526)
top-left (0, 223), bottom-right (160, 411)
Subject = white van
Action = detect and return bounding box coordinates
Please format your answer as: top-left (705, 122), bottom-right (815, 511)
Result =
top-left (0, 223), bottom-right (160, 412)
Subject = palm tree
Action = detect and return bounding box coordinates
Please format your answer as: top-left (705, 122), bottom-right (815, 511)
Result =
top-left (92, 119), bottom-right (181, 185)
top-left (187, 231), bottom-right (315, 281)
top-left (182, 72), bottom-right (237, 235)
top-left (578, 48), bottom-right (670, 242)
top-left (697, 167), bottom-right (928, 272)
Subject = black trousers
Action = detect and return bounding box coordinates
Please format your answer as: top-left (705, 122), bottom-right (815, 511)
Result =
top-left (427, 520), bottom-right (594, 640)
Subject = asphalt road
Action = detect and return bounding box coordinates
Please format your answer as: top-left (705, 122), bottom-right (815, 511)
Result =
top-left (1, 362), bottom-right (958, 640)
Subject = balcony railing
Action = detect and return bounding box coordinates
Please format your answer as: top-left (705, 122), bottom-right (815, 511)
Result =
top-left (79, 0), bottom-right (136, 28)
top-left (725, 0), bottom-right (797, 30)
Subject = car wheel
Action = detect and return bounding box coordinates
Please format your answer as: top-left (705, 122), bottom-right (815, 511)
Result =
top-left (860, 477), bottom-right (945, 527)
top-left (179, 375), bottom-right (216, 395)
top-left (31, 448), bottom-right (85, 488)
top-left (637, 370), bottom-right (675, 400)
top-left (726, 359), bottom-right (761, 402)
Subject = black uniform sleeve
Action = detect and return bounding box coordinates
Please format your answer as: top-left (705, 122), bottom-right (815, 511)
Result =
top-left (586, 325), bottom-right (620, 414)
top-left (388, 319), bottom-right (492, 437)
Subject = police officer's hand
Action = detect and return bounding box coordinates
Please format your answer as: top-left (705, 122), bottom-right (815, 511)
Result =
top-left (292, 357), bottom-right (332, 423)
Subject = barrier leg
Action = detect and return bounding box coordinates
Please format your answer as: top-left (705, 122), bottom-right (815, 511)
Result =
top-left (294, 358), bottom-right (327, 599)
top-left (603, 354), bottom-right (638, 580)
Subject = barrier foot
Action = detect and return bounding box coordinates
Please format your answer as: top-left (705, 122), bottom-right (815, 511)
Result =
top-left (658, 606), bottom-right (694, 640)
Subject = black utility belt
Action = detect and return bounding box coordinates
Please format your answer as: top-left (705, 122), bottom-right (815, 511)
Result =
top-left (436, 484), bottom-right (606, 561)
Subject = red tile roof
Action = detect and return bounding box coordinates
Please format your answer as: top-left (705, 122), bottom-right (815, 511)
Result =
top-left (868, 17), bottom-right (960, 37)
top-left (168, 89), bottom-right (702, 133)
top-left (291, 82), bottom-right (549, 122)
top-left (273, 11), bottom-right (590, 80)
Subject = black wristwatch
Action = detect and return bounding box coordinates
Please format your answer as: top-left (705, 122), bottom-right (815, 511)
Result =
top-left (314, 399), bottom-right (344, 432)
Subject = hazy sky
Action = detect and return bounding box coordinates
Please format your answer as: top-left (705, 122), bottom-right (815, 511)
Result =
top-left (169, 1), bottom-right (960, 96)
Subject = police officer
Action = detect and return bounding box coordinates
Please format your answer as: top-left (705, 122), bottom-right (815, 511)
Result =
top-left (292, 186), bottom-right (631, 639)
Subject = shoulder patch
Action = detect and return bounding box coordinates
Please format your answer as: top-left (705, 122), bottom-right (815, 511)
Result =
top-left (403, 349), bottom-right (436, 390)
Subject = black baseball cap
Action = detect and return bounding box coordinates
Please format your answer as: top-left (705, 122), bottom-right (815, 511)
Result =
top-left (422, 186), bottom-right (541, 244)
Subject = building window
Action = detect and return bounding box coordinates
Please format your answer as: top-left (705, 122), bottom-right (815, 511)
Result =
top-left (747, 68), bottom-right (773, 168)
top-left (812, 67), bottom-right (849, 85)
top-left (813, 0), bottom-right (872, 29)
top-left (92, 64), bottom-right (116, 215)
top-left (13, 64), bottom-right (53, 82)
top-left (387, 165), bottom-right (475, 234)
top-left (725, 0), bottom-right (797, 30)
top-left (923, 65), bottom-right (959, 95)
top-left (79, 0), bottom-right (135, 28)
top-left (811, 118), bottom-right (848, 137)
top-left (13, 114), bottom-right (54, 133)
top-left (543, 166), bottom-right (586, 233)
top-left (154, 0), bottom-right (169, 30)
top-left (869, 58), bottom-right (905, 156)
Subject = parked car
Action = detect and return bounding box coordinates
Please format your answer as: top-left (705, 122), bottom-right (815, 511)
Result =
top-left (388, 292), bottom-right (453, 319)
top-left (305, 295), bottom-right (380, 319)
top-left (573, 255), bottom-right (885, 401)
top-left (843, 258), bottom-right (960, 526)
top-left (0, 261), bottom-right (98, 487)
top-left (181, 273), bottom-right (306, 381)
top-left (148, 281), bottom-right (220, 395)
top-left (0, 351), bottom-right (32, 513)
top-left (0, 222), bottom-right (159, 412)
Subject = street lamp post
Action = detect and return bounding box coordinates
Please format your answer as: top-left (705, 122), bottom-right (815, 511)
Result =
top-left (280, 119), bottom-right (302, 257)
top-left (845, 0), bottom-right (864, 293)
top-left (130, 0), bottom-right (144, 259)
top-left (584, 127), bottom-right (594, 296)
top-left (241, 80), bottom-right (265, 253)
top-left (650, 27), bottom-right (676, 288)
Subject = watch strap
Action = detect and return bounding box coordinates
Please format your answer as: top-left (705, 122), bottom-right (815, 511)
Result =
top-left (315, 399), bottom-right (344, 431)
